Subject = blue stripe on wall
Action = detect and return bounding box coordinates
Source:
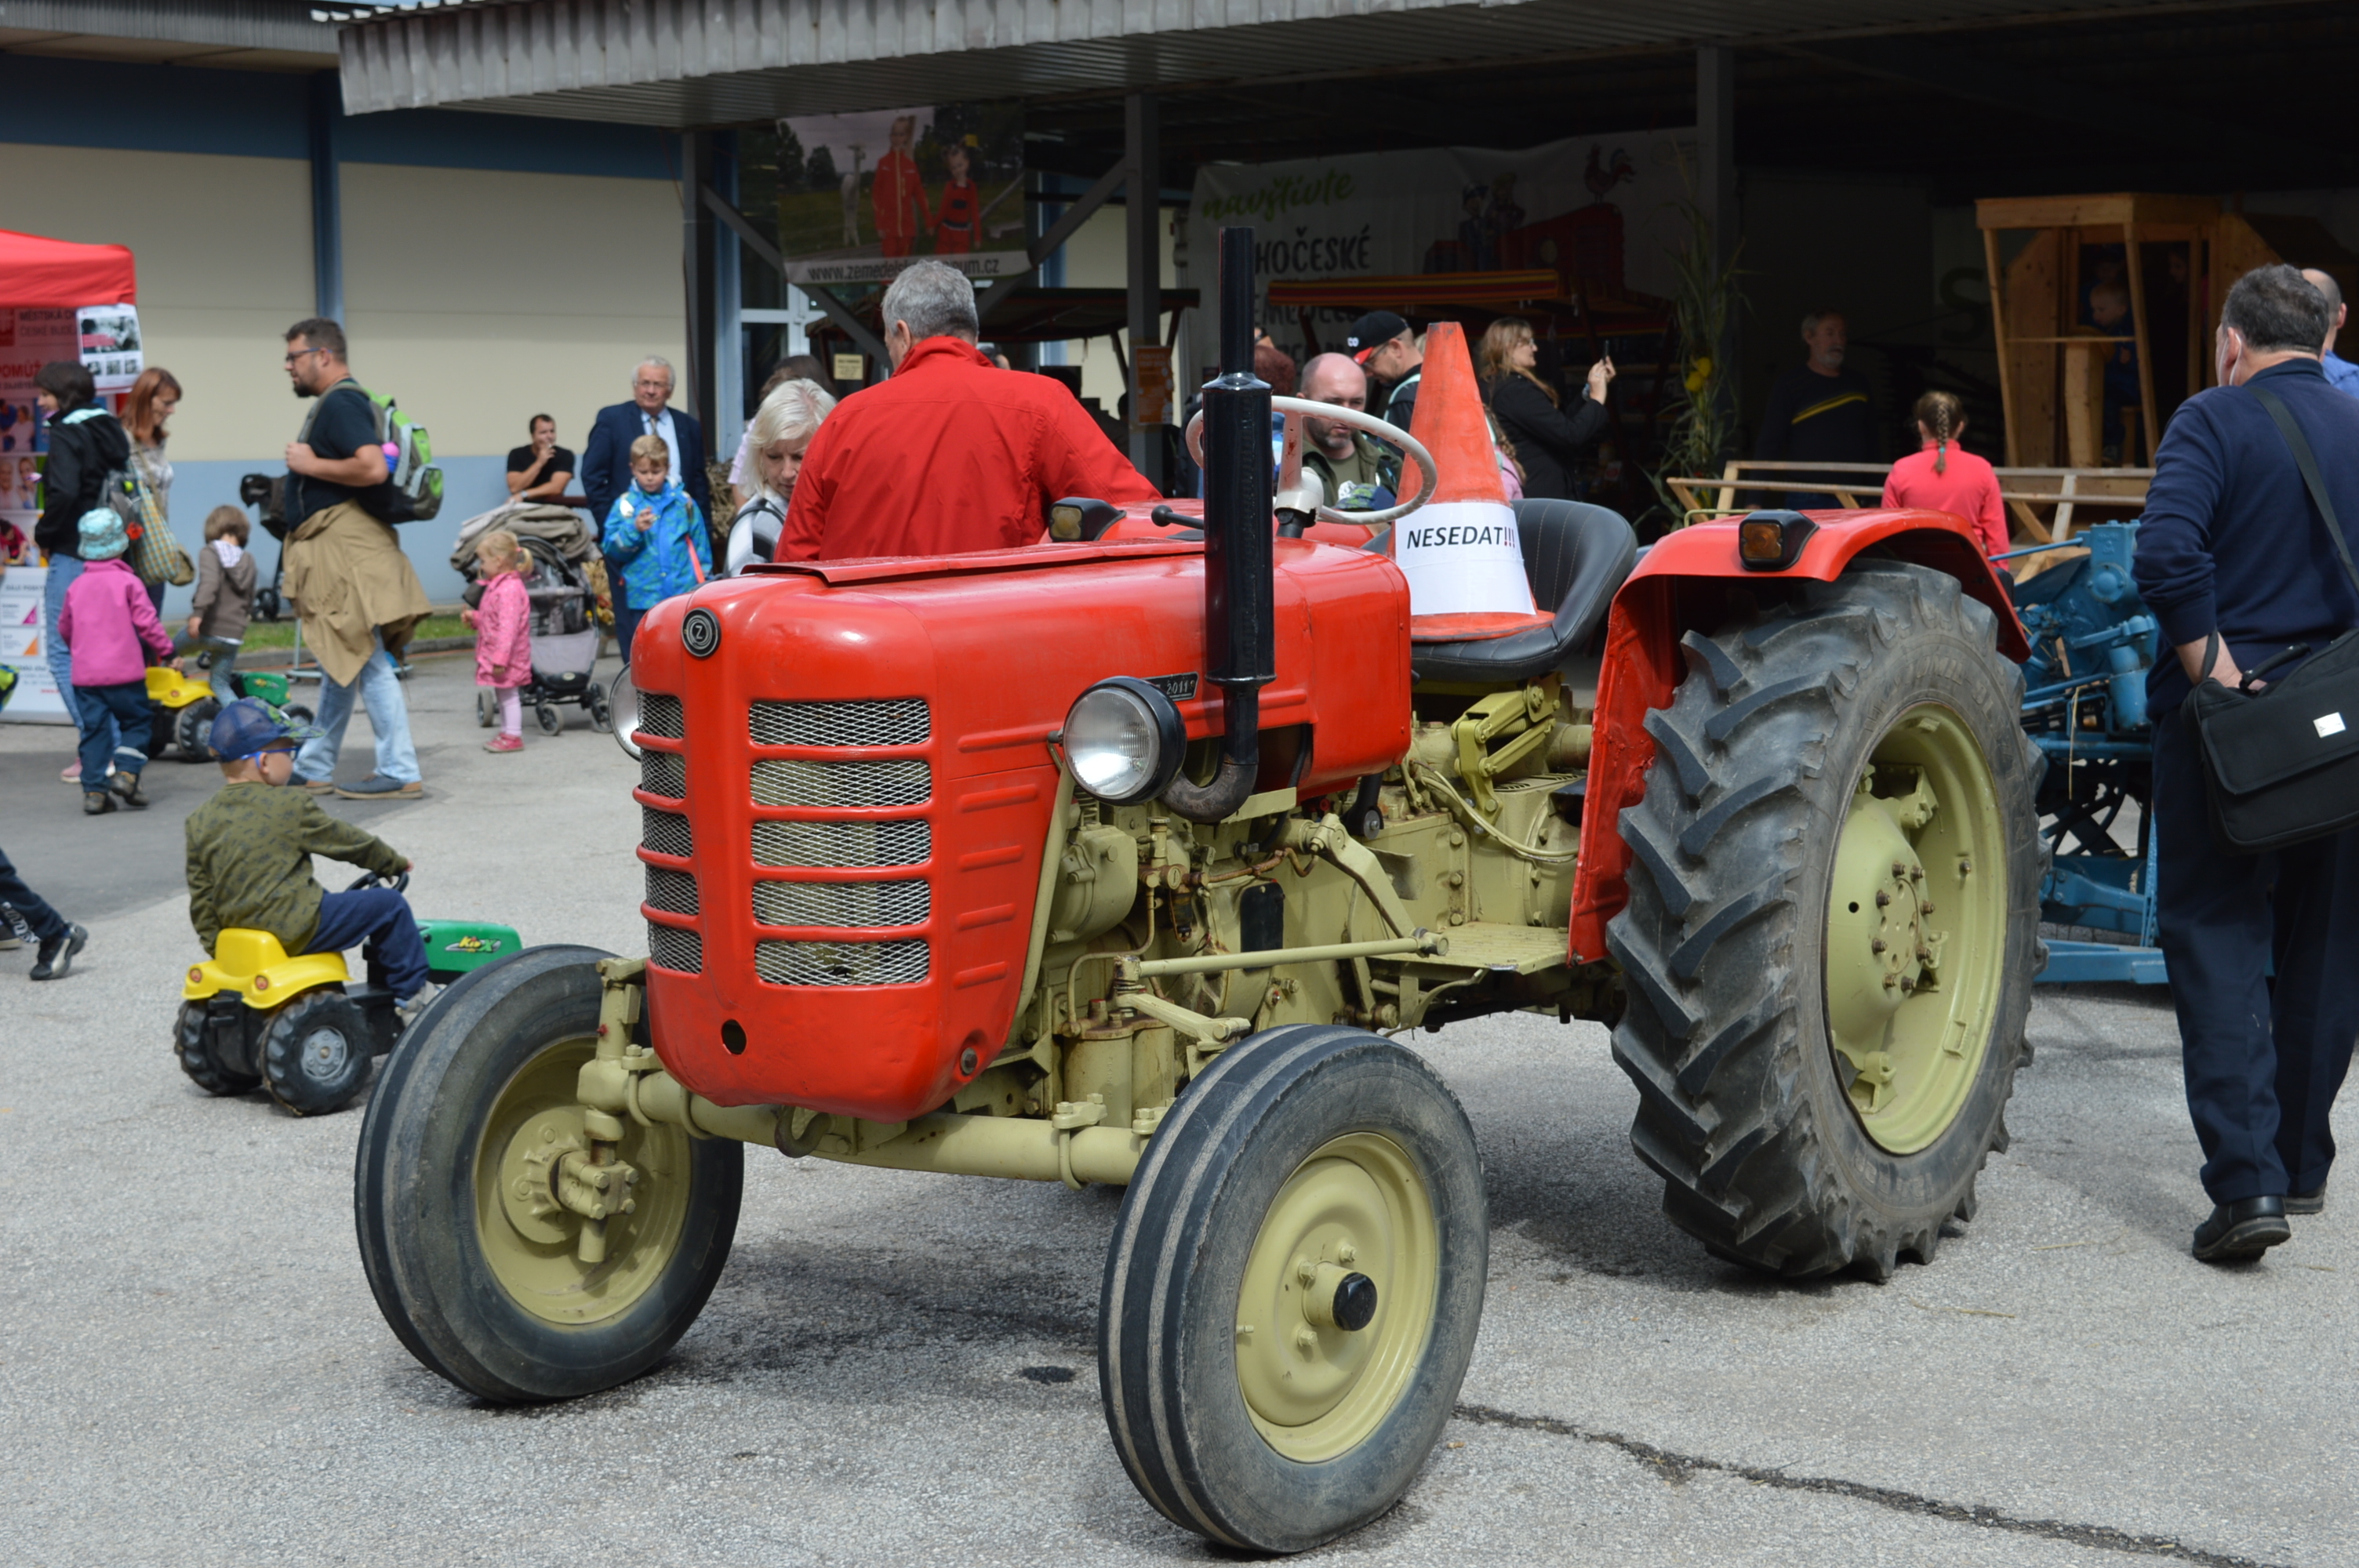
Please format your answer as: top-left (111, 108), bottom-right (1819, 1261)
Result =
top-left (157, 455), bottom-right (543, 616)
top-left (0, 56), bottom-right (675, 180)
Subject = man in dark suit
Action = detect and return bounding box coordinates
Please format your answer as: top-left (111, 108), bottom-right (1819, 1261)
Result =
top-left (582, 356), bottom-right (711, 525)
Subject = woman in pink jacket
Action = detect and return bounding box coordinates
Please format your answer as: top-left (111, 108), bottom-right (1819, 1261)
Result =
top-left (57, 508), bottom-right (178, 814)
top-left (462, 530), bottom-right (534, 753)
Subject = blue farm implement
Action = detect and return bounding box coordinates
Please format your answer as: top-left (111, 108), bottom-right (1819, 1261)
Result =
top-left (2006, 521), bottom-right (2166, 985)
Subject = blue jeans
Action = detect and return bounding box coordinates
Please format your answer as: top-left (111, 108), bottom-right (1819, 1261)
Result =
top-left (305, 887), bottom-right (427, 1001)
top-left (198, 638), bottom-right (242, 705)
top-left (72, 681), bottom-right (151, 784)
top-left (42, 556), bottom-right (85, 726)
top-left (295, 632), bottom-right (419, 786)
top-left (613, 604), bottom-right (645, 662)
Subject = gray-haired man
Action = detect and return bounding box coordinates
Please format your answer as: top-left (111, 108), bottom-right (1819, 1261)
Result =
top-left (582, 354), bottom-right (711, 528)
top-left (778, 261), bottom-right (1157, 561)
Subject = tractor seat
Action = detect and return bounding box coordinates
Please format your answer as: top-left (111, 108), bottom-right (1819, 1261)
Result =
top-left (1371, 499), bottom-right (1637, 684)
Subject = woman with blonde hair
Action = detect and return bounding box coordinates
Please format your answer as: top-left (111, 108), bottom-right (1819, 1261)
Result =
top-left (1477, 318), bottom-right (1611, 501)
top-left (725, 378), bottom-right (837, 574)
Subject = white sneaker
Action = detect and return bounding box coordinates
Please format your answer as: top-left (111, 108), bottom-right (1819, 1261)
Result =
top-left (394, 982), bottom-right (442, 1032)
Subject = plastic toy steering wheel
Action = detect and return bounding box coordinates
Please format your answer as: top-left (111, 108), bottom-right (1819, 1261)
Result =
top-left (1183, 397), bottom-right (1438, 528)
top-left (347, 869), bottom-right (411, 894)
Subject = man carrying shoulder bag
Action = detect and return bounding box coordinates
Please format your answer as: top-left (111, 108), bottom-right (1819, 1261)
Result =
top-left (280, 318), bottom-right (432, 800)
top-left (2132, 263), bottom-right (2359, 1262)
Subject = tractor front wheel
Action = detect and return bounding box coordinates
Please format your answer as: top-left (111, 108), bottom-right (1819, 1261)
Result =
top-left (354, 946), bottom-right (742, 1402)
top-left (1608, 560), bottom-right (2043, 1279)
top-left (1100, 1024), bottom-right (1487, 1552)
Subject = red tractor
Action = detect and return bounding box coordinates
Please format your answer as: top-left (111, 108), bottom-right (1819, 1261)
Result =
top-left (358, 231), bottom-right (2041, 1552)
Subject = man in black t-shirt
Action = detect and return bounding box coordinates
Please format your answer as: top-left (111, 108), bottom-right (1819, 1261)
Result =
top-left (506, 414), bottom-right (576, 503)
top-left (1754, 309), bottom-right (1881, 508)
top-left (281, 317), bottom-right (432, 801)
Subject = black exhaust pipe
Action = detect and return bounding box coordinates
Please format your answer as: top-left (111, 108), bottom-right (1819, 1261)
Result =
top-left (1163, 226), bottom-right (1275, 824)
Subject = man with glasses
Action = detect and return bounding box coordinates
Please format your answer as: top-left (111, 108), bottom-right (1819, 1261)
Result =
top-left (279, 317), bottom-right (431, 800)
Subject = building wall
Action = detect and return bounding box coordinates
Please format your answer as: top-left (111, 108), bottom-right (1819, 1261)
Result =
top-left (0, 56), bottom-right (684, 607)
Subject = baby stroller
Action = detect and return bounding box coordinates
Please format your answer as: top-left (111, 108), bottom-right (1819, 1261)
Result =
top-left (453, 505), bottom-right (612, 735)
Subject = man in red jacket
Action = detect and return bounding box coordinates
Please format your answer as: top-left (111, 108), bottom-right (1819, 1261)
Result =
top-left (779, 261), bottom-right (1159, 561)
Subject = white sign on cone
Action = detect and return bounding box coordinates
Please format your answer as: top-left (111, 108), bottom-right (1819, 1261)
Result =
top-left (1394, 501), bottom-right (1528, 617)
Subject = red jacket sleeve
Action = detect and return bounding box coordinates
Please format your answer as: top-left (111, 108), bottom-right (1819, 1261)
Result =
top-left (1978, 472), bottom-right (2008, 557)
top-left (1036, 398), bottom-right (1161, 509)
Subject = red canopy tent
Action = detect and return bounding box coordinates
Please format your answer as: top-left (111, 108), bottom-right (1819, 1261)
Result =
top-left (0, 227), bottom-right (136, 306)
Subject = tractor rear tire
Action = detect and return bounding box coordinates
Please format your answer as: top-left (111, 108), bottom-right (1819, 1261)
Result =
top-left (1100, 1024), bottom-right (1487, 1552)
top-left (1608, 560), bottom-right (2043, 1279)
top-left (354, 946), bottom-right (742, 1403)
top-left (176, 1000), bottom-right (258, 1096)
top-left (260, 987), bottom-right (376, 1116)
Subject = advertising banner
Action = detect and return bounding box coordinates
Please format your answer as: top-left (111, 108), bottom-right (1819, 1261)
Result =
top-left (0, 307), bottom-right (71, 560)
top-left (775, 102), bottom-right (1027, 286)
top-left (1183, 129), bottom-right (1698, 331)
top-left (0, 564), bottom-right (69, 722)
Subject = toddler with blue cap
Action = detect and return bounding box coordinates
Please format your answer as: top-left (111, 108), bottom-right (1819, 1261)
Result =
top-left (184, 699), bottom-right (431, 1013)
top-left (57, 506), bottom-right (179, 815)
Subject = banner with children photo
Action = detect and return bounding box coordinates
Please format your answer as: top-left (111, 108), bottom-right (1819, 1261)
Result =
top-left (0, 307), bottom-right (76, 567)
top-left (774, 101), bottom-right (1027, 286)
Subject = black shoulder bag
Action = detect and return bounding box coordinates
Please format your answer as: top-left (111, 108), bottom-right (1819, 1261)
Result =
top-left (2188, 383), bottom-right (2359, 852)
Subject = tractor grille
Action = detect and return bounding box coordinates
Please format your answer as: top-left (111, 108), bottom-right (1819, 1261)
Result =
top-left (752, 818), bottom-right (930, 869)
top-left (639, 750), bottom-right (686, 800)
top-left (751, 757), bottom-right (930, 809)
top-left (645, 866), bottom-right (699, 916)
top-left (641, 805), bottom-right (692, 860)
top-left (755, 937), bottom-right (929, 987)
top-left (750, 698), bottom-right (929, 749)
top-left (753, 878), bottom-right (929, 930)
top-left (648, 922), bottom-right (703, 975)
top-left (638, 692), bottom-right (684, 740)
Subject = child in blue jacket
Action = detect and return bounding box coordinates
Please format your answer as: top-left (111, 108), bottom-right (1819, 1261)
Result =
top-left (601, 433), bottom-right (711, 659)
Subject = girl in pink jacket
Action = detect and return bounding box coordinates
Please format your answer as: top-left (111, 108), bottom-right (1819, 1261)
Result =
top-left (463, 530), bottom-right (534, 753)
top-left (57, 508), bottom-right (178, 813)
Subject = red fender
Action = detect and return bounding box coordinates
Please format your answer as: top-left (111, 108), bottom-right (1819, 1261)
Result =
top-left (1567, 510), bottom-right (2028, 964)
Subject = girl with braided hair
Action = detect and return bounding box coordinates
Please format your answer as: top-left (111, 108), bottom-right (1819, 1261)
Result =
top-left (1881, 390), bottom-right (2007, 557)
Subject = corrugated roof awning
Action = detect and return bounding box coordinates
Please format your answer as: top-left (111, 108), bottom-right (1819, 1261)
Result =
top-left (336, 0), bottom-right (2205, 125)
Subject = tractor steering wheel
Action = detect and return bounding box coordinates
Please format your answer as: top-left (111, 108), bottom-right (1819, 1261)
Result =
top-left (347, 869), bottom-right (411, 894)
top-left (1183, 396), bottom-right (1438, 528)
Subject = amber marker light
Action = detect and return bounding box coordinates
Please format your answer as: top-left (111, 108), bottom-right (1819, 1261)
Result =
top-left (1738, 510), bottom-right (1816, 571)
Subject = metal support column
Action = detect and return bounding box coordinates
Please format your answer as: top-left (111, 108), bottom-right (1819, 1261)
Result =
top-left (1125, 93), bottom-right (1163, 488)
top-left (681, 131), bottom-right (711, 422)
top-left (307, 71), bottom-right (343, 324)
top-left (1696, 45), bottom-right (1738, 435)
top-left (712, 132), bottom-right (744, 457)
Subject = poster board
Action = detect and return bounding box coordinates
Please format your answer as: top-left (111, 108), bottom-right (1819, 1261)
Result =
top-left (775, 101), bottom-right (1027, 286)
top-left (0, 564), bottom-right (69, 723)
top-left (1184, 129), bottom-right (1698, 331)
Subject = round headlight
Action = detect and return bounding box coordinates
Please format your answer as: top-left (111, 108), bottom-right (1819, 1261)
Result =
top-left (608, 663), bottom-right (644, 760)
top-left (1063, 677), bottom-right (1187, 804)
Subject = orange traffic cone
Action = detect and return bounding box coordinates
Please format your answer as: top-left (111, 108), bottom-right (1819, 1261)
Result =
top-left (1393, 321), bottom-right (1541, 634)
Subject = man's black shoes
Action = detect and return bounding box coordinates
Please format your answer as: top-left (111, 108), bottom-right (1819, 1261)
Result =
top-left (2287, 1182), bottom-right (2328, 1217)
top-left (2192, 1196), bottom-right (2291, 1261)
top-left (30, 924), bottom-right (87, 982)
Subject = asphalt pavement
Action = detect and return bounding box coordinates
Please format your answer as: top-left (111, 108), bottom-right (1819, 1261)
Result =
top-left (2, 652), bottom-right (2350, 1567)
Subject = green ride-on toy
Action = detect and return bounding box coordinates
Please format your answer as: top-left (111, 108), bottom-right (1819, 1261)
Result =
top-left (176, 872), bottom-right (522, 1116)
top-left (146, 660), bottom-right (313, 763)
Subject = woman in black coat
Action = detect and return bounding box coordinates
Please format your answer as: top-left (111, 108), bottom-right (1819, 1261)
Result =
top-left (32, 360), bottom-right (131, 775)
top-left (1478, 318), bottom-right (1612, 501)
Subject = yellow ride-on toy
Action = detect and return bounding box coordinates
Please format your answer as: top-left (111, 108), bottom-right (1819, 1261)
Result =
top-left (176, 873), bottom-right (523, 1116)
top-left (144, 662), bottom-right (313, 763)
